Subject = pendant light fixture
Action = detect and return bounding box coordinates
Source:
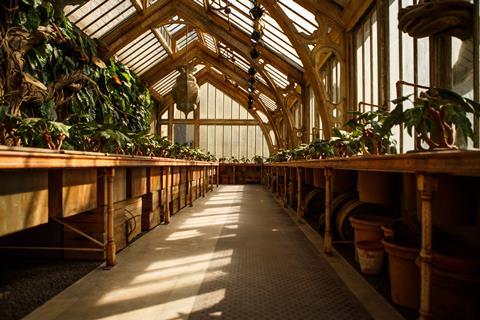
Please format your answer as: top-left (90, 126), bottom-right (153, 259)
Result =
top-left (171, 25), bottom-right (200, 118)
top-left (247, 0), bottom-right (264, 110)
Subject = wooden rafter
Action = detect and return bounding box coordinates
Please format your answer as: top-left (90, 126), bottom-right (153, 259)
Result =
top-left (100, 0), bottom-right (303, 83)
top-left (151, 28), bottom-right (173, 56)
top-left (259, 0), bottom-right (333, 138)
top-left (142, 43), bottom-right (275, 102)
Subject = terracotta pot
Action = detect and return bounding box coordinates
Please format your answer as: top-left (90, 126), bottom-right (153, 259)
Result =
top-left (357, 171), bottom-right (393, 207)
top-left (381, 224), bottom-right (394, 238)
top-left (337, 202), bottom-right (387, 242)
top-left (431, 252), bottom-right (480, 320)
top-left (350, 214), bottom-right (395, 244)
top-left (382, 238), bottom-right (420, 309)
top-left (357, 241), bottom-right (385, 275)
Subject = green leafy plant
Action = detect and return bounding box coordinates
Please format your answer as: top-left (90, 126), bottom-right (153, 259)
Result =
top-left (383, 88), bottom-right (480, 150)
top-left (344, 110), bottom-right (396, 155)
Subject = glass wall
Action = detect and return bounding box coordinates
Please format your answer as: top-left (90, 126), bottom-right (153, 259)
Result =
top-left (159, 82), bottom-right (270, 159)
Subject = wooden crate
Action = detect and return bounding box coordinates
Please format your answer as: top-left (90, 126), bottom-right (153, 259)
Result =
top-left (0, 170), bottom-right (49, 237)
top-left (172, 167), bottom-right (181, 185)
top-left (127, 167), bottom-right (147, 198)
top-left (115, 197), bottom-right (142, 251)
top-left (179, 183), bottom-right (187, 208)
top-left (63, 209), bottom-right (106, 260)
top-left (142, 191), bottom-right (161, 230)
top-left (49, 168), bottom-right (97, 218)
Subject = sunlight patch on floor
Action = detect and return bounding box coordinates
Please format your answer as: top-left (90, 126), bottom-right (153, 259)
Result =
top-left (166, 230), bottom-right (203, 241)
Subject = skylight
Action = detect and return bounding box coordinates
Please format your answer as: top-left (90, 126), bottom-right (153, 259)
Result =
top-left (65, 0), bottom-right (137, 38)
top-left (116, 30), bottom-right (169, 75)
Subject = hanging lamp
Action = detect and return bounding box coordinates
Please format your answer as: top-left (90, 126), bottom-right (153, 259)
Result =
top-left (171, 25), bottom-right (200, 118)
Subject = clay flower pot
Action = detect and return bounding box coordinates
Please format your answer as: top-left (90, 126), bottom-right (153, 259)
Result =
top-left (431, 252), bottom-right (480, 320)
top-left (382, 238), bottom-right (420, 309)
top-left (356, 240), bottom-right (385, 275)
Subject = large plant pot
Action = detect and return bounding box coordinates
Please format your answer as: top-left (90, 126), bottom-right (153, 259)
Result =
top-left (350, 214), bottom-right (395, 244)
top-left (357, 171), bottom-right (394, 207)
top-left (357, 240), bottom-right (385, 275)
top-left (382, 238), bottom-right (420, 309)
top-left (431, 252), bottom-right (480, 320)
top-left (350, 214), bottom-right (394, 261)
top-left (336, 201), bottom-right (387, 242)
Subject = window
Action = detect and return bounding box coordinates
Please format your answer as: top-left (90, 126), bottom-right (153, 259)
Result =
top-left (388, 0), bottom-right (430, 153)
top-left (355, 8), bottom-right (379, 111)
top-left (159, 82), bottom-right (271, 158)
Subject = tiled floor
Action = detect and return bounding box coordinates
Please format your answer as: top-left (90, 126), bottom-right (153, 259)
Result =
top-left (25, 185), bottom-right (375, 320)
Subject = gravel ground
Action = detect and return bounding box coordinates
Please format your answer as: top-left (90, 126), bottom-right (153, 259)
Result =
top-left (0, 257), bottom-right (100, 320)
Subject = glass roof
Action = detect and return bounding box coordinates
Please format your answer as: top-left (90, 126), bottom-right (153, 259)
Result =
top-left (206, 0), bottom-right (303, 68)
top-left (116, 30), bottom-right (168, 75)
top-left (64, 0), bottom-right (320, 115)
top-left (65, 0), bottom-right (137, 38)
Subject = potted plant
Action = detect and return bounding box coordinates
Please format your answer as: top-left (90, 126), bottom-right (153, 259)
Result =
top-left (344, 110), bottom-right (397, 155)
top-left (306, 139), bottom-right (335, 159)
top-left (383, 88), bottom-right (480, 151)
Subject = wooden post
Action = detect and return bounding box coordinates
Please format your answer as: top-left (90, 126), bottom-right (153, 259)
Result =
top-left (233, 165), bottom-right (236, 184)
top-left (165, 167), bottom-right (171, 224)
top-left (105, 168), bottom-right (116, 267)
top-left (188, 167), bottom-right (193, 207)
top-left (216, 165), bottom-right (220, 187)
top-left (203, 166), bottom-right (207, 196)
top-left (417, 173), bottom-right (438, 320)
top-left (276, 167), bottom-right (279, 197)
top-left (283, 167), bottom-right (288, 208)
top-left (323, 168), bottom-right (333, 254)
top-left (296, 167), bottom-right (302, 222)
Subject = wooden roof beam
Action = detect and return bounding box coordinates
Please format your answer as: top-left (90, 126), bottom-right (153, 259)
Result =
top-left (341, 0), bottom-right (375, 31)
top-left (286, 0), bottom-right (344, 27)
top-left (100, 0), bottom-right (303, 83)
top-left (151, 28), bottom-right (173, 56)
top-left (102, 0), bottom-right (174, 57)
top-left (143, 43), bottom-right (275, 102)
top-left (176, 0), bottom-right (303, 81)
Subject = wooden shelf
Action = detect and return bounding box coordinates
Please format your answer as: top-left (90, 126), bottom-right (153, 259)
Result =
top-left (265, 150), bottom-right (480, 176)
top-left (0, 146), bottom-right (218, 170)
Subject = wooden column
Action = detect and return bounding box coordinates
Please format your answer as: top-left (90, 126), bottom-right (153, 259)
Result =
top-left (203, 166), bottom-right (207, 195)
top-left (188, 167), bottom-right (193, 207)
top-left (417, 173), bottom-right (438, 320)
top-left (283, 167), bottom-right (288, 208)
top-left (232, 165), bottom-right (236, 184)
top-left (105, 168), bottom-right (116, 267)
top-left (296, 167), bottom-right (302, 222)
top-left (165, 167), bottom-right (171, 224)
top-left (275, 167), bottom-right (279, 197)
top-left (323, 168), bottom-right (333, 254)
top-left (216, 165), bottom-right (220, 187)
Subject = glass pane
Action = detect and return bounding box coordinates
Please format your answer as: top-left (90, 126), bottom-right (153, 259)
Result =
top-left (224, 125), bottom-right (232, 157)
top-left (248, 126), bottom-right (256, 158)
top-left (160, 125), bottom-right (168, 138)
top-left (215, 87), bottom-right (224, 119)
top-left (224, 95), bottom-right (232, 119)
top-left (199, 125), bottom-right (208, 150)
top-left (232, 126), bottom-right (240, 158)
top-left (231, 101), bottom-right (240, 119)
top-left (207, 126), bottom-right (216, 154)
top-left (239, 126), bottom-right (247, 157)
top-left (207, 83), bottom-right (216, 119)
top-left (215, 126), bottom-right (224, 157)
top-left (173, 124), bottom-right (194, 146)
top-left (200, 83), bottom-right (208, 119)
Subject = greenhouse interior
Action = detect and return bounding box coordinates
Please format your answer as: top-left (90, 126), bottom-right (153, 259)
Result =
top-left (0, 0), bottom-right (479, 319)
